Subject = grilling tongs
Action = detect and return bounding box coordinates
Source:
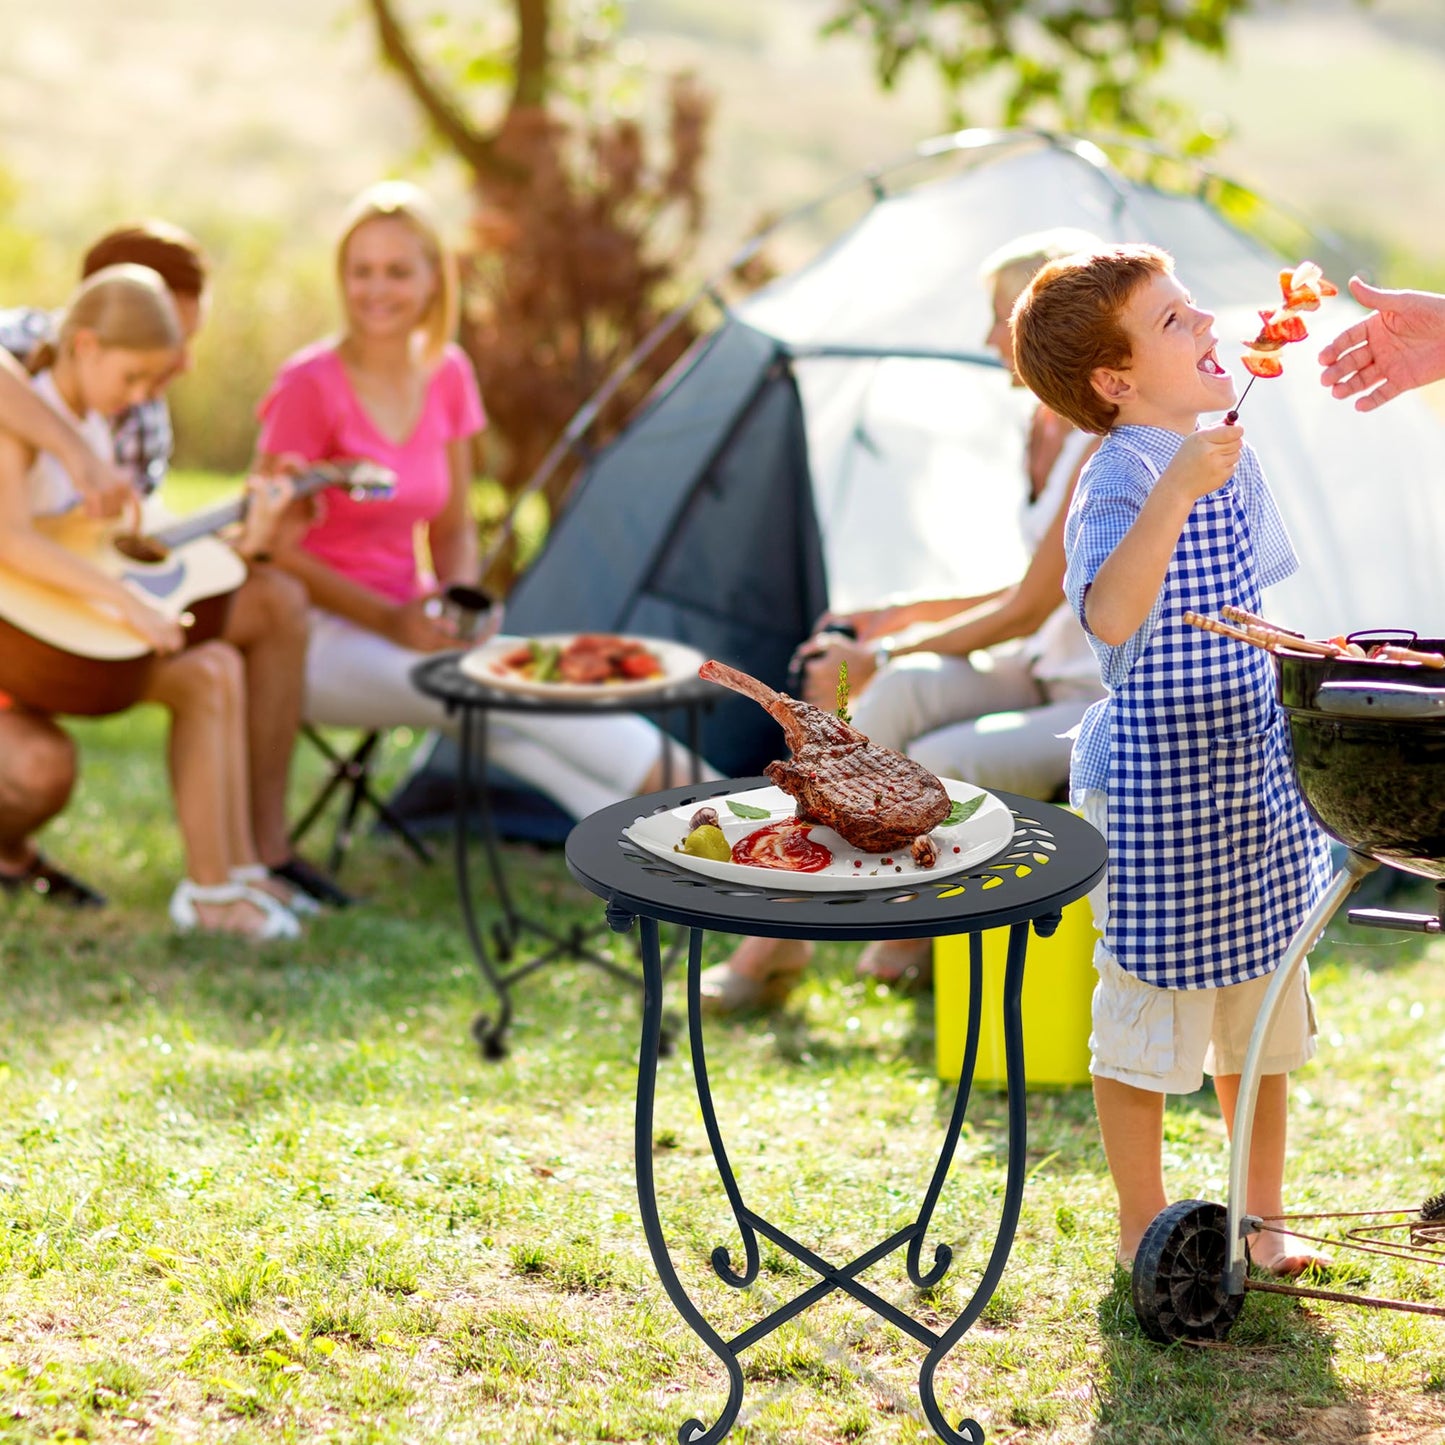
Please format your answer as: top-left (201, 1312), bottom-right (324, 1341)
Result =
top-left (1182, 607), bottom-right (1445, 667)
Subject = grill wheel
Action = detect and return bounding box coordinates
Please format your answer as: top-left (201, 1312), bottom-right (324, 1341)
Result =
top-left (1132, 1199), bottom-right (1246, 1344)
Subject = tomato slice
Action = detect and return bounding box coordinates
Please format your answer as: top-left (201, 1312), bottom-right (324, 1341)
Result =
top-left (731, 820), bottom-right (833, 872)
top-left (1256, 309), bottom-right (1308, 344)
top-left (617, 651), bottom-right (663, 679)
top-left (1242, 350), bottom-right (1284, 379)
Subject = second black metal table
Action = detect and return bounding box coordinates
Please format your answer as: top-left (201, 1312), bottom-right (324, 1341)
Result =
top-left (411, 652), bottom-right (715, 1057)
top-left (565, 778), bottom-right (1107, 1444)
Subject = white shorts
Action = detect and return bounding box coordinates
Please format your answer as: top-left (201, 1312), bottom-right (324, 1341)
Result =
top-left (1080, 790), bottom-right (1318, 1095)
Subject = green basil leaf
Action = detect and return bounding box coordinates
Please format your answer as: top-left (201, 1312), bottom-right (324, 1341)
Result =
top-left (943, 795), bottom-right (984, 828)
top-left (726, 799), bottom-right (772, 820)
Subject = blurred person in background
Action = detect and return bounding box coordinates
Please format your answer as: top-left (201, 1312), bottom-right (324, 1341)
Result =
top-left (0, 265), bottom-right (304, 938)
top-left (0, 346), bottom-right (131, 905)
top-left (254, 180), bottom-right (713, 822)
top-left (0, 222), bottom-right (349, 909)
top-left (700, 228), bottom-right (1107, 1012)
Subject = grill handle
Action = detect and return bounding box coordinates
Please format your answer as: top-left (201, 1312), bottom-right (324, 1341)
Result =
top-left (1313, 681), bottom-right (1445, 721)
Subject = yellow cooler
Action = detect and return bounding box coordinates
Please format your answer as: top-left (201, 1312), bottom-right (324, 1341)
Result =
top-left (934, 892), bottom-right (1098, 1087)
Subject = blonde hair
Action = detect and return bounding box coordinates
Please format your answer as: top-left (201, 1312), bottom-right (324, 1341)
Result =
top-left (337, 180), bottom-right (458, 364)
top-left (1011, 244), bottom-right (1173, 435)
top-left (30, 263), bottom-right (182, 375)
top-left (979, 227), bottom-right (1107, 299)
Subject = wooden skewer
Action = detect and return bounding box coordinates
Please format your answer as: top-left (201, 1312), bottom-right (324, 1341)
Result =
top-left (1376, 644), bottom-right (1445, 669)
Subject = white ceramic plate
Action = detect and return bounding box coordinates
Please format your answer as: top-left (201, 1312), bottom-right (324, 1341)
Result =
top-left (623, 779), bottom-right (1015, 892)
top-left (459, 633), bottom-right (708, 701)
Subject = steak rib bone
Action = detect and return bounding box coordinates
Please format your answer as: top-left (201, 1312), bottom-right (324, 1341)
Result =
top-left (698, 658), bottom-right (951, 854)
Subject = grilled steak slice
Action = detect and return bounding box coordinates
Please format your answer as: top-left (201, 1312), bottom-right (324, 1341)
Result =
top-left (698, 659), bottom-right (951, 853)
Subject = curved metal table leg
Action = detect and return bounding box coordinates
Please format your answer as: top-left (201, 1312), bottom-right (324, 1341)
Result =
top-left (907, 931), bottom-right (985, 1289)
top-left (634, 917), bottom-right (745, 1445)
top-left (453, 705), bottom-right (512, 1058)
top-left (919, 919), bottom-right (1035, 1445)
top-left (686, 929), bottom-right (761, 1290)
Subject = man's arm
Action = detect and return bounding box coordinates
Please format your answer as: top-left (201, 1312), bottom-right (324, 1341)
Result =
top-left (1318, 277), bottom-right (1445, 412)
top-left (0, 350), bottom-right (132, 516)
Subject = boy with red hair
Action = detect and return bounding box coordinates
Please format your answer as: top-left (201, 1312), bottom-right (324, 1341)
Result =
top-left (1012, 244), bottom-right (1330, 1275)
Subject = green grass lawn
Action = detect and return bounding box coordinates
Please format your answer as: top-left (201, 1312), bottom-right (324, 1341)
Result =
top-left (4, 698), bottom-right (1445, 1443)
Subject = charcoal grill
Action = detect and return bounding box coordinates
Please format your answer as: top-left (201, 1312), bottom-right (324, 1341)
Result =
top-left (1134, 631), bottom-right (1445, 1343)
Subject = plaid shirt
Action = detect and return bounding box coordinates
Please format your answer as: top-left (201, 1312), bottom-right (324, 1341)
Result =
top-left (0, 306), bottom-right (172, 495)
top-left (1063, 426), bottom-right (1329, 988)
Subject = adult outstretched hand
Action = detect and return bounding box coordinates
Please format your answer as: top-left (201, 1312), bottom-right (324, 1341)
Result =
top-left (1318, 276), bottom-right (1445, 411)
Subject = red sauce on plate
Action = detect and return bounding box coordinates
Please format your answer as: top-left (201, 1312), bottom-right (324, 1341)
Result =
top-left (731, 820), bottom-right (833, 872)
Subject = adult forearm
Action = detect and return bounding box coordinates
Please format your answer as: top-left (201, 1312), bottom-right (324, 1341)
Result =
top-left (275, 549), bottom-right (394, 636)
top-left (428, 521), bottom-right (477, 587)
top-left (894, 587), bottom-right (1058, 661)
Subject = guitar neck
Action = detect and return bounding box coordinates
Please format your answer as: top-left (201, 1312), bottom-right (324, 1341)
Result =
top-left (148, 465), bottom-right (345, 550)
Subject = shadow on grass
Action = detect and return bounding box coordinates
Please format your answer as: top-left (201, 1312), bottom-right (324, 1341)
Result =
top-left (1090, 1266), bottom-right (1365, 1445)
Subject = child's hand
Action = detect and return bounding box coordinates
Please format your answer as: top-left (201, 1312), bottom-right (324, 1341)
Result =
top-left (1160, 423), bottom-right (1243, 504)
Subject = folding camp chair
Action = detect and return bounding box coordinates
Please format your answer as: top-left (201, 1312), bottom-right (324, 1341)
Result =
top-left (290, 725), bottom-right (434, 875)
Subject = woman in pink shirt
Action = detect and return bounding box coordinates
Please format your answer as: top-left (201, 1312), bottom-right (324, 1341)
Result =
top-left (257, 181), bottom-right (704, 821)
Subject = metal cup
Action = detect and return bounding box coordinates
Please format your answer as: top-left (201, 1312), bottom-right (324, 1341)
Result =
top-left (440, 583), bottom-right (494, 643)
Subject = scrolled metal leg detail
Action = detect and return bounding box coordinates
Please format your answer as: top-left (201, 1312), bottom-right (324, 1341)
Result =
top-left (917, 1377), bottom-right (987, 1445)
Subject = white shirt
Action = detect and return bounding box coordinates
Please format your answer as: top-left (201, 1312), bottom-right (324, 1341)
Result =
top-left (26, 370), bottom-right (114, 518)
top-left (1020, 426), bottom-right (1099, 685)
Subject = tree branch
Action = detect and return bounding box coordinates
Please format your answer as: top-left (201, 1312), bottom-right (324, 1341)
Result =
top-left (364, 0), bottom-right (503, 177)
top-left (511, 0), bottom-right (550, 110)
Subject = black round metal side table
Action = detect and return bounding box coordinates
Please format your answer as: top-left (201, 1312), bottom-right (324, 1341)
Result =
top-left (411, 653), bottom-right (716, 1057)
top-left (566, 778), bottom-right (1107, 1445)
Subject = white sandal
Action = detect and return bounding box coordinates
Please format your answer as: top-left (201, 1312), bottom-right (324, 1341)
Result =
top-left (230, 863), bottom-right (321, 917)
top-left (169, 879), bottom-right (301, 940)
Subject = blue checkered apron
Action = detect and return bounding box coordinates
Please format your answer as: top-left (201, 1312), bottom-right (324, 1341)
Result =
top-left (1103, 441), bottom-right (1330, 989)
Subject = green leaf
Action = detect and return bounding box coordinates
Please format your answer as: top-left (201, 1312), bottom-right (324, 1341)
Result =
top-left (727, 799), bottom-right (772, 820)
top-left (943, 795), bottom-right (985, 828)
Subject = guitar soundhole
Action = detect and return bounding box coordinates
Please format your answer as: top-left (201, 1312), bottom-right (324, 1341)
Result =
top-left (113, 534), bottom-right (169, 564)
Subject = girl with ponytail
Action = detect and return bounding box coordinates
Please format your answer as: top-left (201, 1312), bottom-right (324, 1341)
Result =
top-left (0, 264), bottom-right (306, 940)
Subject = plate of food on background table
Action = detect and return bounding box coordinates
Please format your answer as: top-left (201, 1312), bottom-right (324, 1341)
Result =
top-left (460, 632), bottom-right (709, 701)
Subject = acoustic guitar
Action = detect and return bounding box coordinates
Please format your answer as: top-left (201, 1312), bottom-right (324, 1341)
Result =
top-left (0, 460), bottom-right (394, 717)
